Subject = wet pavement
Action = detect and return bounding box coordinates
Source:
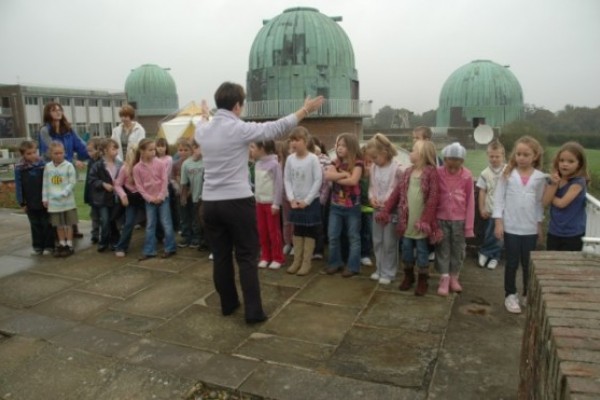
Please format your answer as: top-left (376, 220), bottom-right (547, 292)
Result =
top-left (0, 208), bottom-right (524, 399)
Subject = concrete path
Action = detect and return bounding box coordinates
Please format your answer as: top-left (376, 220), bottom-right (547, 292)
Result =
top-left (0, 208), bottom-right (524, 399)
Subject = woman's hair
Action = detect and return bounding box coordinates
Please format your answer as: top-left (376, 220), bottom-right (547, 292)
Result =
top-left (214, 82), bottom-right (245, 111)
top-left (553, 141), bottom-right (589, 182)
top-left (155, 137), bottom-right (169, 155)
top-left (19, 140), bottom-right (37, 155)
top-left (311, 137), bottom-right (326, 155)
top-left (412, 140), bottom-right (437, 168)
top-left (135, 138), bottom-right (155, 164)
top-left (367, 133), bottom-right (398, 161)
top-left (504, 135), bottom-right (543, 178)
top-left (124, 144), bottom-right (138, 184)
top-left (275, 140), bottom-right (289, 166)
top-left (43, 102), bottom-right (71, 133)
top-left (254, 140), bottom-right (276, 155)
top-left (119, 105), bottom-right (136, 119)
top-left (335, 132), bottom-right (361, 171)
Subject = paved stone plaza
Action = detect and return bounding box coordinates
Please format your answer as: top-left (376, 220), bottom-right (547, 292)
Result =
top-left (0, 209), bottom-right (523, 399)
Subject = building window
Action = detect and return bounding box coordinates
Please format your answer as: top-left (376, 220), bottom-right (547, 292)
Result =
top-left (28, 123), bottom-right (41, 136)
top-left (59, 97), bottom-right (71, 106)
top-left (75, 123), bottom-right (87, 135)
top-left (89, 123), bottom-right (100, 136)
top-left (1, 97), bottom-right (10, 108)
top-left (42, 96), bottom-right (55, 105)
top-left (89, 99), bottom-right (98, 107)
top-left (103, 123), bottom-right (112, 137)
top-left (74, 98), bottom-right (85, 107)
top-left (102, 99), bottom-right (111, 107)
top-left (25, 96), bottom-right (39, 105)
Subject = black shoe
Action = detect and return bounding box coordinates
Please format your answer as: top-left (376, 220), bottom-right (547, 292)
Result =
top-left (160, 251), bottom-right (176, 258)
top-left (73, 232), bottom-right (84, 239)
top-left (138, 254), bottom-right (156, 261)
top-left (53, 245), bottom-right (64, 258)
top-left (246, 314), bottom-right (268, 325)
top-left (64, 246), bottom-right (74, 257)
top-left (91, 237), bottom-right (99, 244)
top-left (97, 245), bottom-right (108, 253)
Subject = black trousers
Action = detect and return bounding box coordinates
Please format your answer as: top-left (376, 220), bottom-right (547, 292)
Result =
top-left (27, 208), bottom-right (55, 250)
top-left (203, 197), bottom-right (265, 320)
top-left (546, 233), bottom-right (583, 251)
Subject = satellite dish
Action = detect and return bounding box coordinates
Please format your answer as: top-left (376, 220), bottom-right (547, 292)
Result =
top-left (474, 124), bottom-right (494, 144)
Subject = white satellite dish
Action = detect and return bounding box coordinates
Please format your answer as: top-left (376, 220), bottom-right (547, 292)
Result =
top-left (474, 124), bottom-right (494, 144)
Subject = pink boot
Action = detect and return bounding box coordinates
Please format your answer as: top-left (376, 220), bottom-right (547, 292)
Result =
top-left (437, 275), bottom-right (450, 296)
top-left (449, 274), bottom-right (463, 293)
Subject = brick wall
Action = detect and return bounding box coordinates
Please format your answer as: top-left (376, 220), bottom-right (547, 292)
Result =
top-left (519, 251), bottom-right (600, 399)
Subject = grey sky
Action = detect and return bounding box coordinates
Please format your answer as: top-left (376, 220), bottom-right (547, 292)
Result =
top-left (1, 0), bottom-right (599, 114)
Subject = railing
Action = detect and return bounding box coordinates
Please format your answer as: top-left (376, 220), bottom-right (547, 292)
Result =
top-left (0, 138), bottom-right (25, 149)
top-left (243, 99), bottom-right (372, 119)
top-left (582, 193), bottom-right (600, 255)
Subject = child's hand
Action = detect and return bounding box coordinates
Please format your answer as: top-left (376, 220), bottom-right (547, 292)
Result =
top-left (271, 206), bottom-right (280, 215)
top-left (480, 210), bottom-right (491, 219)
top-left (370, 198), bottom-right (380, 208)
top-left (298, 200), bottom-right (307, 209)
top-left (290, 200), bottom-right (300, 209)
top-left (120, 196), bottom-right (129, 207)
top-left (548, 171), bottom-right (560, 185)
top-left (375, 211), bottom-right (391, 225)
top-left (103, 183), bottom-right (113, 192)
top-left (494, 221), bottom-right (504, 240)
top-left (42, 201), bottom-right (48, 208)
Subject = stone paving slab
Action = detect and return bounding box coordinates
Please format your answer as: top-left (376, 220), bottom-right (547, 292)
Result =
top-left (179, 260), bottom-right (214, 282)
top-left (358, 290), bottom-right (452, 333)
top-left (30, 255), bottom-right (118, 281)
top-left (110, 275), bottom-right (213, 318)
top-left (77, 266), bottom-right (169, 299)
top-left (117, 337), bottom-right (214, 380)
top-left (188, 353), bottom-right (259, 390)
top-left (32, 290), bottom-right (118, 321)
top-left (0, 255), bottom-right (38, 279)
top-left (50, 324), bottom-right (139, 357)
top-left (0, 272), bottom-right (78, 307)
top-left (326, 325), bottom-right (442, 388)
top-left (89, 310), bottom-right (165, 335)
top-left (262, 300), bottom-right (359, 346)
top-left (0, 336), bottom-right (47, 378)
top-left (152, 305), bottom-right (255, 352)
top-left (129, 255), bottom-right (197, 273)
top-left (295, 274), bottom-right (377, 308)
top-left (0, 312), bottom-right (78, 339)
top-left (235, 332), bottom-right (337, 369)
top-left (0, 345), bottom-right (117, 400)
top-left (0, 304), bottom-right (21, 322)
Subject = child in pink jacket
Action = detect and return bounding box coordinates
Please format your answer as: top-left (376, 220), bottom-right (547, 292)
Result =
top-left (435, 142), bottom-right (475, 296)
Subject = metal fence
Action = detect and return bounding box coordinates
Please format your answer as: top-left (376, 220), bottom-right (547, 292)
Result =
top-left (243, 99), bottom-right (372, 118)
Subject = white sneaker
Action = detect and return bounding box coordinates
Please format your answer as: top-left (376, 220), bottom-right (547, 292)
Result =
top-left (361, 257), bottom-right (373, 266)
top-left (504, 294), bottom-right (522, 314)
top-left (378, 277), bottom-right (391, 285)
top-left (289, 247), bottom-right (294, 255)
top-left (312, 253), bottom-right (323, 260)
top-left (487, 259), bottom-right (498, 270)
top-left (283, 244), bottom-right (292, 255)
top-left (258, 260), bottom-right (269, 268)
top-left (268, 261), bottom-right (282, 270)
top-left (478, 253), bottom-right (488, 268)
top-left (208, 253), bottom-right (214, 260)
top-left (370, 272), bottom-right (380, 281)
top-left (42, 249), bottom-right (53, 256)
top-left (429, 252), bottom-right (435, 262)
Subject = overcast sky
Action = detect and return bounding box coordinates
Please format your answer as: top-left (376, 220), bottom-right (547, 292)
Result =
top-left (1, 0), bottom-right (598, 114)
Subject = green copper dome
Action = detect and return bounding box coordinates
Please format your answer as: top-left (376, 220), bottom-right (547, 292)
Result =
top-left (246, 7), bottom-right (358, 104)
top-left (436, 60), bottom-right (524, 128)
top-left (125, 64), bottom-right (179, 116)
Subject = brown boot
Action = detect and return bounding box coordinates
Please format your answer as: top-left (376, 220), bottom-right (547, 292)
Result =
top-left (286, 236), bottom-right (305, 274)
top-left (398, 264), bottom-right (415, 291)
top-left (414, 272), bottom-right (429, 296)
top-left (297, 237), bottom-right (315, 276)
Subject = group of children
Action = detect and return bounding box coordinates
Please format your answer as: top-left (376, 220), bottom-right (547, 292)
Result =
top-left (16, 125), bottom-right (589, 315)
top-left (245, 126), bottom-right (589, 315)
top-left (15, 136), bottom-right (206, 261)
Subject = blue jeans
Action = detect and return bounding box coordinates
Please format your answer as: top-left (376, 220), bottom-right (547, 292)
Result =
top-left (98, 206), bottom-right (118, 247)
top-left (179, 198), bottom-right (194, 244)
top-left (143, 199), bottom-right (176, 256)
top-left (401, 237), bottom-right (430, 270)
top-left (328, 204), bottom-right (361, 272)
top-left (360, 212), bottom-right (373, 258)
top-left (479, 218), bottom-right (503, 261)
top-left (115, 203), bottom-right (144, 252)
